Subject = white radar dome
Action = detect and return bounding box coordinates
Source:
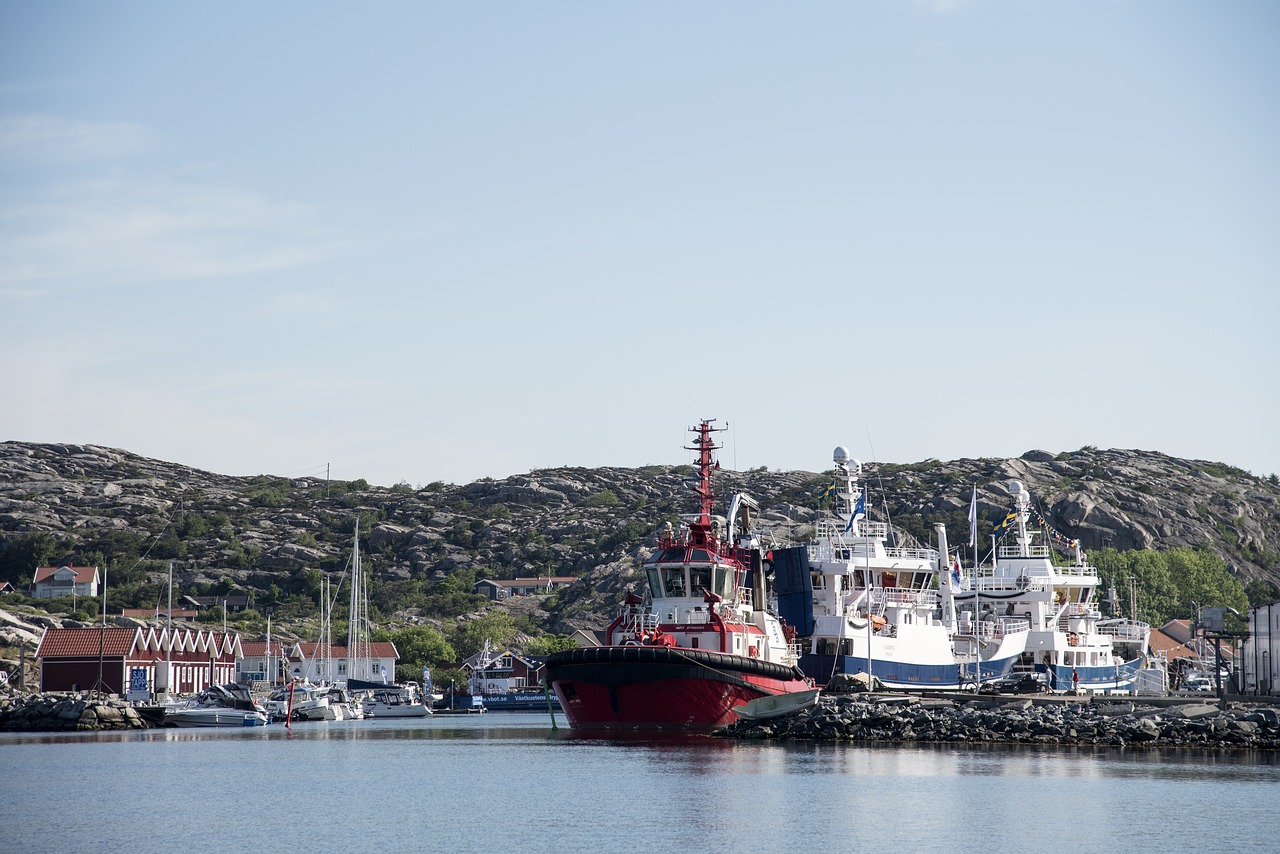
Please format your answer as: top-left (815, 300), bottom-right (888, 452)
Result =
top-left (833, 446), bottom-right (850, 465)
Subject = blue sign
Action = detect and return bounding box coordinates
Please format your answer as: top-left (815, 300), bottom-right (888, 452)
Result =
top-left (127, 667), bottom-right (150, 702)
top-left (130, 668), bottom-right (148, 692)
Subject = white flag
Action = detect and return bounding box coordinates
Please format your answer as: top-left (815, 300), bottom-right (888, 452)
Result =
top-left (967, 486), bottom-right (977, 548)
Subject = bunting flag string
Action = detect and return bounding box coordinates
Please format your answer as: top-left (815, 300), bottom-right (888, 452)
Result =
top-left (1027, 506), bottom-right (1080, 549)
top-left (979, 500), bottom-right (1083, 552)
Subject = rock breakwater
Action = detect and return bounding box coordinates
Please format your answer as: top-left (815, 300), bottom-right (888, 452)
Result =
top-left (718, 694), bottom-right (1280, 750)
top-left (0, 687), bottom-right (158, 732)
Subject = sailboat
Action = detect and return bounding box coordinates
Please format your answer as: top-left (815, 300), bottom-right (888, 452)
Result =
top-left (340, 521), bottom-right (429, 717)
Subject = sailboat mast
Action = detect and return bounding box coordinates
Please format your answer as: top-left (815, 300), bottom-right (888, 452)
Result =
top-left (349, 519), bottom-right (360, 684)
top-left (166, 560), bottom-right (173, 699)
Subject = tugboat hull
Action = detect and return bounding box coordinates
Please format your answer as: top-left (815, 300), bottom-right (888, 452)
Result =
top-left (547, 645), bottom-right (810, 731)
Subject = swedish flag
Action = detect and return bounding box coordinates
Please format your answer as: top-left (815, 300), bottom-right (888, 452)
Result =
top-left (992, 510), bottom-right (1018, 540)
top-left (817, 481), bottom-right (837, 505)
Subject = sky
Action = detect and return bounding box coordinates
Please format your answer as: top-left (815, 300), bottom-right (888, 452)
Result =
top-left (2, 2), bottom-right (1277, 488)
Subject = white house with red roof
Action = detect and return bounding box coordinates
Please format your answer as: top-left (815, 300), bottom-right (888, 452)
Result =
top-left (474, 575), bottom-right (578, 600)
top-left (36, 626), bottom-right (243, 696)
top-left (32, 565), bottom-right (100, 600)
top-left (287, 641), bottom-right (400, 685)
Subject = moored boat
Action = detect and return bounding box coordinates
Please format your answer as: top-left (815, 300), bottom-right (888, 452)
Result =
top-left (264, 682), bottom-right (332, 722)
top-left (546, 420), bottom-right (813, 731)
top-left (956, 480), bottom-right (1150, 692)
top-left (455, 642), bottom-right (561, 712)
top-left (165, 684), bottom-right (269, 727)
top-left (362, 682), bottom-right (431, 718)
top-left (793, 448), bottom-right (1029, 690)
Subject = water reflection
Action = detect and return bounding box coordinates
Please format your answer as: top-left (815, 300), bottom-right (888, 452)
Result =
top-left (2, 713), bottom-right (1277, 854)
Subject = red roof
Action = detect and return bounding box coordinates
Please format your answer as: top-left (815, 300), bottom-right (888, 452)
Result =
top-left (483, 577), bottom-right (578, 588)
top-left (37, 627), bottom-right (140, 658)
top-left (242, 641), bottom-right (287, 657)
top-left (294, 642), bottom-right (399, 660)
top-left (33, 565), bottom-right (99, 584)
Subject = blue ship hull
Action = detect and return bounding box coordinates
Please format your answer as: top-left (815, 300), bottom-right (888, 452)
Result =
top-left (1040, 657), bottom-right (1143, 691)
top-left (454, 692), bottom-right (562, 711)
top-left (800, 651), bottom-right (1020, 691)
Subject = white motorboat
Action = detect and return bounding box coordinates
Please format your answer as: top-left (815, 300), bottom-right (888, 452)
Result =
top-left (362, 683), bottom-right (431, 718)
top-left (165, 684), bottom-right (269, 727)
top-left (265, 682), bottom-right (332, 722)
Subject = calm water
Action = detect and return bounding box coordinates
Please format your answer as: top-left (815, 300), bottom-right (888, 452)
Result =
top-left (1, 712), bottom-right (1276, 853)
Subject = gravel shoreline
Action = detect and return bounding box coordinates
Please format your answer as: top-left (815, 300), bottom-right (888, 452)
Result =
top-left (717, 693), bottom-right (1280, 750)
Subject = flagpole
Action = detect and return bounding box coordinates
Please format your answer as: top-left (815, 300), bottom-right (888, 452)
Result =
top-left (968, 486), bottom-right (979, 687)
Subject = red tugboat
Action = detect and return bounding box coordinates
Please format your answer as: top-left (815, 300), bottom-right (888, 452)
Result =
top-left (545, 420), bottom-right (814, 731)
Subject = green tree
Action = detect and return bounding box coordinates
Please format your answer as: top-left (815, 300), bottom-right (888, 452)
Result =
top-left (197, 604), bottom-right (225, 624)
top-left (582, 489), bottom-right (619, 508)
top-left (450, 612), bottom-right (516, 659)
top-left (1164, 547), bottom-right (1248, 616)
top-left (0, 532), bottom-right (62, 586)
top-left (524, 634), bottom-right (577, 656)
top-left (1094, 547), bottom-right (1248, 625)
top-left (1246, 578), bottom-right (1280, 608)
top-left (373, 625), bottom-right (457, 681)
top-left (1094, 548), bottom-right (1181, 624)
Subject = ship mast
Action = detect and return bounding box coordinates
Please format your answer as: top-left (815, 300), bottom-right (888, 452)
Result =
top-left (683, 419), bottom-right (725, 551)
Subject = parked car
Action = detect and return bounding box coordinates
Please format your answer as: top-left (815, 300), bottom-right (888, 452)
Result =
top-left (1183, 675), bottom-right (1215, 692)
top-left (980, 672), bottom-right (1049, 695)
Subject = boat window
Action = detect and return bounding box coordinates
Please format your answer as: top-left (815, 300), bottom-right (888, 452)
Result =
top-left (661, 567), bottom-right (687, 597)
top-left (646, 568), bottom-right (661, 595)
top-left (811, 573), bottom-right (825, 591)
top-left (720, 567), bottom-right (737, 599)
top-left (660, 547), bottom-right (686, 562)
top-left (690, 549), bottom-right (711, 563)
top-left (689, 566), bottom-right (711, 594)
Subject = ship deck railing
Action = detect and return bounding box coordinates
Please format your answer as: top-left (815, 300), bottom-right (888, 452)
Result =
top-left (1098, 620), bottom-right (1151, 642)
top-left (869, 587), bottom-right (938, 608)
top-left (995, 544), bottom-right (1095, 575)
top-left (956, 617), bottom-right (1031, 642)
top-left (977, 565), bottom-right (1096, 583)
top-left (810, 522), bottom-right (939, 563)
top-left (616, 610), bottom-right (660, 635)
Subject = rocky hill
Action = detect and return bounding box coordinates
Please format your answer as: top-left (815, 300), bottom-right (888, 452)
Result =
top-left (1, 441), bottom-right (1277, 640)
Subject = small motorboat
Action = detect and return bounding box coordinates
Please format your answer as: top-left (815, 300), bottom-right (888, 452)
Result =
top-left (165, 684), bottom-right (269, 727)
top-left (732, 688), bottom-right (821, 721)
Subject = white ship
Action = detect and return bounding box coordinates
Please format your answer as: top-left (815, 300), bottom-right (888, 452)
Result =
top-left (789, 448), bottom-right (1029, 690)
top-left (954, 479), bottom-right (1150, 692)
